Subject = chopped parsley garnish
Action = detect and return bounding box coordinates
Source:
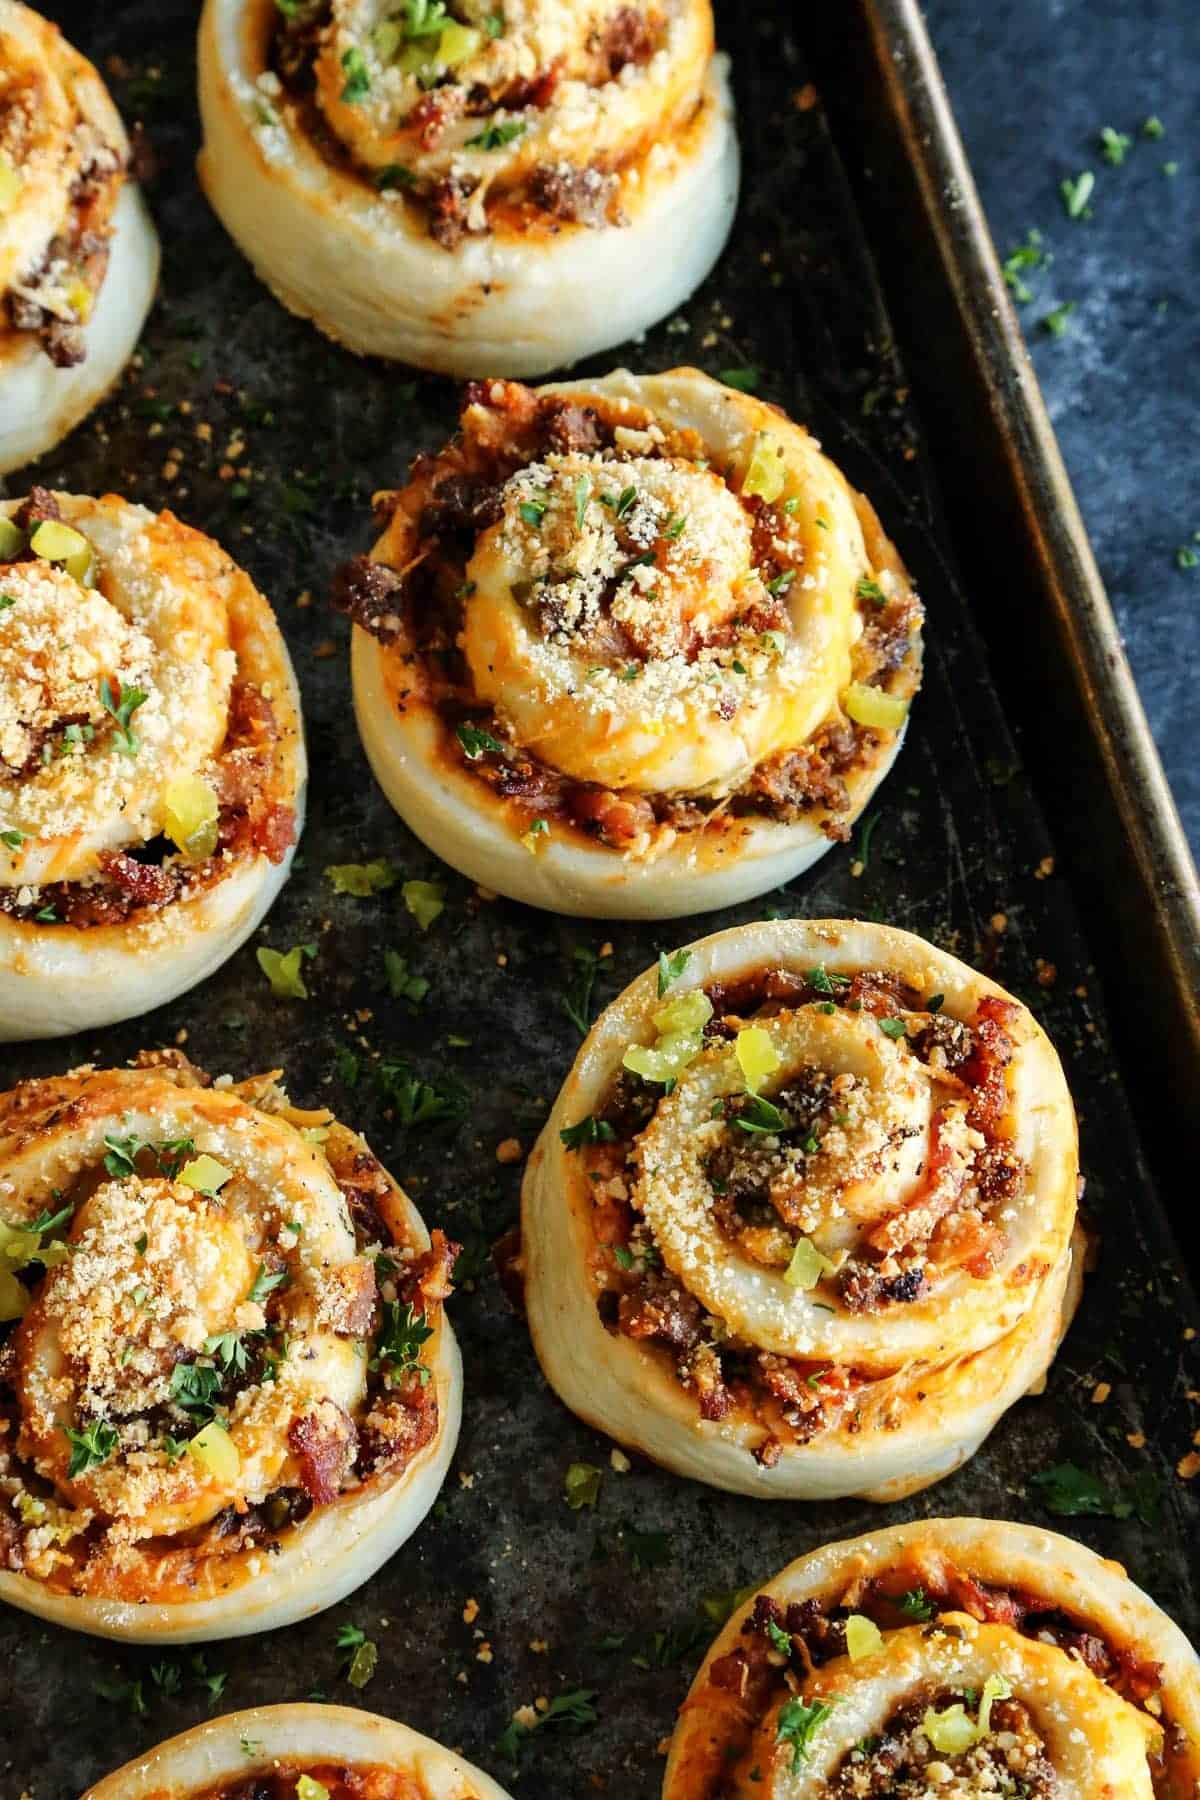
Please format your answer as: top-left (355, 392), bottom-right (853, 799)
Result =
top-left (574, 474), bottom-right (591, 530)
top-left (1059, 170), bottom-right (1094, 219)
top-left (336, 1623), bottom-right (379, 1688)
top-left (1027, 1460), bottom-right (1158, 1523)
top-left (616, 550), bottom-right (656, 581)
top-left (371, 1300), bottom-right (434, 1380)
top-left (1001, 228), bottom-right (1047, 303)
top-left (855, 809), bottom-right (881, 870)
top-left (733, 1094), bottom-right (787, 1134)
top-left (1099, 125), bottom-right (1132, 165)
top-left (374, 163), bottom-right (415, 189)
top-left (93, 1676), bottom-right (147, 1715)
top-left (98, 676), bottom-right (148, 756)
top-left (483, 12), bottom-right (504, 37)
top-left (325, 859), bottom-right (399, 897)
top-left (564, 1462), bottom-right (602, 1509)
top-left (766, 1618), bottom-right (793, 1656)
top-left (927, 993), bottom-right (945, 1013)
top-left (170, 1361), bottom-right (222, 1419)
top-left (257, 942), bottom-right (316, 999)
top-left (456, 721), bottom-right (505, 759)
top-left (664, 512), bottom-right (688, 539)
top-left (855, 576), bottom-right (886, 606)
top-left (777, 1697), bottom-right (838, 1770)
top-left (64, 1418), bottom-right (119, 1477)
top-left (878, 1016), bottom-right (908, 1040)
top-left (1, 828), bottom-right (26, 848)
top-left (1041, 301), bottom-right (1077, 339)
top-left (0, 593), bottom-right (17, 613)
top-left (615, 484), bottom-right (638, 520)
top-left (765, 569), bottom-right (795, 596)
top-left (559, 1114), bottom-right (616, 1150)
top-left (20, 1202), bottom-right (73, 1236)
top-left (247, 1262), bottom-right (288, 1306)
top-left (898, 1586), bottom-right (934, 1621)
top-left (383, 950), bottom-right (429, 1004)
top-left (518, 497), bottom-right (547, 528)
top-left (466, 118), bottom-right (526, 150)
top-left (561, 944), bottom-right (600, 1036)
top-left (497, 1688), bottom-right (598, 1762)
top-left (203, 1331), bottom-right (250, 1374)
top-left (657, 947), bottom-right (692, 995)
top-left (719, 366), bottom-right (760, 392)
top-left (402, 878), bottom-right (443, 930)
top-left (808, 963), bottom-right (849, 996)
top-left (340, 46), bottom-right (370, 103)
top-left (377, 1059), bottom-right (465, 1128)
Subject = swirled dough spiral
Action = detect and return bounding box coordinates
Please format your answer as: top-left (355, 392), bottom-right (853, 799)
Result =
top-left (348, 369), bottom-right (922, 918)
top-left (664, 1519), bottom-right (1200, 1800)
top-left (84, 1704), bottom-right (513, 1800)
top-left (0, 490), bottom-right (305, 1039)
top-left (197, 0), bottom-right (737, 375)
top-left (0, 1056), bottom-right (461, 1640)
top-left (522, 919), bottom-right (1080, 1500)
top-left (0, 1), bottom-right (159, 473)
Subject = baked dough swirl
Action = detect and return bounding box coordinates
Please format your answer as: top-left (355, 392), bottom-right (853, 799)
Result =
top-left (84, 1704), bottom-right (513, 1800)
top-left (345, 369), bottom-right (922, 918)
top-left (0, 1056), bottom-right (461, 1640)
top-left (522, 919), bottom-right (1081, 1499)
top-left (197, 0), bottom-right (737, 375)
top-left (0, 489), bottom-right (305, 1039)
top-left (0, 1), bottom-right (159, 474)
top-left (664, 1519), bottom-right (1200, 1800)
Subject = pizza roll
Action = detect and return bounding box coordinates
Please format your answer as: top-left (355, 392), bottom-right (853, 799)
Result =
top-left (196, 0), bottom-right (737, 376)
top-left (0, 489), bottom-right (305, 1039)
top-left (522, 918), bottom-right (1081, 1499)
top-left (84, 1704), bottom-right (512, 1800)
top-left (0, 1), bottom-right (159, 474)
top-left (665, 1518), bottom-right (1200, 1800)
top-left (343, 369), bottom-right (922, 918)
top-left (0, 1056), bottom-right (462, 1641)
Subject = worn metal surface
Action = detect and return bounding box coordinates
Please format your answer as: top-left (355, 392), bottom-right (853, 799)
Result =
top-left (1, 3), bottom-right (1197, 1797)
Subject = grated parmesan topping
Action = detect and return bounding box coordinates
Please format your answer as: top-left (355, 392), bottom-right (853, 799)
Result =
top-left (0, 504), bottom-right (238, 886)
top-left (633, 1010), bottom-right (934, 1352)
top-left (268, 0), bottom-right (704, 203)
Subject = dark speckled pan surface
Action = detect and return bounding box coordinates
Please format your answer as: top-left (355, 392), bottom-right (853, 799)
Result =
top-left (1, 3), bottom-right (1197, 1797)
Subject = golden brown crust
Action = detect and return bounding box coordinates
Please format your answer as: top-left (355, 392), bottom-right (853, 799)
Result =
top-left (522, 920), bottom-right (1079, 1499)
top-left (0, 1058), bottom-right (461, 1639)
top-left (350, 371), bottom-right (922, 917)
top-left (83, 1705), bottom-right (513, 1800)
top-left (664, 1519), bottom-right (1200, 1800)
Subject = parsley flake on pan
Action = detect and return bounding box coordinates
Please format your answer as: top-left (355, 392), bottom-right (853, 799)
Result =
top-left (497, 1689), bottom-right (599, 1762)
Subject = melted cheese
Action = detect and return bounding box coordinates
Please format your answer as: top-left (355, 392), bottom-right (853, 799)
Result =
top-left (0, 1), bottom-right (127, 299)
top-left (462, 423), bottom-right (863, 794)
top-left (0, 494), bottom-right (237, 885)
top-left (748, 1616), bottom-right (1158, 1799)
top-left (8, 1073), bottom-right (369, 1543)
top-left (312, 0), bottom-right (712, 190)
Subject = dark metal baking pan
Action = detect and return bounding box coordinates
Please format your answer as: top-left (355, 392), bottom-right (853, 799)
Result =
top-left (2, 3), bottom-right (1197, 1797)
